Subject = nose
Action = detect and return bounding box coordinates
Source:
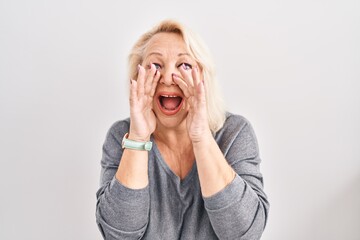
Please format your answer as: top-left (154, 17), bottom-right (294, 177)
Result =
top-left (159, 67), bottom-right (179, 86)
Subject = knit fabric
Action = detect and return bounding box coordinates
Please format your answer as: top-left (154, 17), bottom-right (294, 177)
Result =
top-left (96, 113), bottom-right (269, 239)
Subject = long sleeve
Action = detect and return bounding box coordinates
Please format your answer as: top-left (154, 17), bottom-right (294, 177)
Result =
top-left (203, 115), bottom-right (269, 240)
top-left (95, 120), bottom-right (150, 240)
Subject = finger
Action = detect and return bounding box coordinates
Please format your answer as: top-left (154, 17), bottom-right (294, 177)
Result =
top-left (144, 64), bottom-right (157, 94)
top-left (173, 74), bottom-right (191, 98)
top-left (129, 79), bottom-right (138, 106)
top-left (192, 66), bottom-right (201, 88)
top-left (196, 79), bottom-right (206, 102)
top-left (137, 65), bottom-right (146, 97)
top-left (194, 78), bottom-right (206, 109)
top-left (178, 66), bottom-right (195, 96)
top-left (178, 64), bottom-right (194, 86)
top-left (149, 70), bottom-right (161, 97)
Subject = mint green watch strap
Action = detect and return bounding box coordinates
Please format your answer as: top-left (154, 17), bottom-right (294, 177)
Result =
top-left (122, 133), bottom-right (152, 151)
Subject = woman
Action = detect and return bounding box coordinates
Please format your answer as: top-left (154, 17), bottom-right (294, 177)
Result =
top-left (96, 20), bottom-right (269, 240)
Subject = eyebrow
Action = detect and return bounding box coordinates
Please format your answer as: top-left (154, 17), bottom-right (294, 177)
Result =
top-left (178, 53), bottom-right (190, 57)
top-left (146, 52), bottom-right (190, 58)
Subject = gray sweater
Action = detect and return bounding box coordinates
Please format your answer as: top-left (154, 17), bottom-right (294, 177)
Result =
top-left (96, 113), bottom-right (269, 239)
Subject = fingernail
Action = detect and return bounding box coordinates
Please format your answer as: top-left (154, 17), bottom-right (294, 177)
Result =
top-left (172, 73), bottom-right (179, 78)
top-left (137, 64), bottom-right (141, 71)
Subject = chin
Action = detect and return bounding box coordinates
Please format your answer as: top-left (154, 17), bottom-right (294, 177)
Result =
top-left (155, 110), bottom-right (188, 130)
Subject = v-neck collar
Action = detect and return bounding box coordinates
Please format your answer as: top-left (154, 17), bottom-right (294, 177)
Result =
top-left (151, 135), bottom-right (197, 186)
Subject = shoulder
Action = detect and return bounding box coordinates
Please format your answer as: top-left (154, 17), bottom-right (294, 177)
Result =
top-left (104, 118), bottom-right (130, 144)
top-left (217, 112), bottom-right (253, 137)
top-left (215, 112), bottom-right (259, 157)
top-left (108, 118), bottom-right (130, 135)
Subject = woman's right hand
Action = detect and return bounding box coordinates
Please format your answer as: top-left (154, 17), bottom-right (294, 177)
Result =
top-left (129, 64), bottom-right (160, 141)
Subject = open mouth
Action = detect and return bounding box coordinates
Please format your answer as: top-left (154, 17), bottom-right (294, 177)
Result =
top-left (157, 93), bottom-right (184, 115)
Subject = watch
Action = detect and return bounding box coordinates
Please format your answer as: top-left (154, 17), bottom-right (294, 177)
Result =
top-left (121, 133), bottom-right (153, 151)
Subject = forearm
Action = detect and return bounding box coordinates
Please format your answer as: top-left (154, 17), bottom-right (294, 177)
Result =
top-left (193, 127), bottom-right (268, 239)
top-left (116, 147), bottom-right (149, 189)
top-left (96, 177), bottom-right (149, 239)
top-left (203, 175), bottom-right (268, 240)
top-left (193, 130), bottom-right (235, 197)
top-left (97, 126), bottom-right (151, 239)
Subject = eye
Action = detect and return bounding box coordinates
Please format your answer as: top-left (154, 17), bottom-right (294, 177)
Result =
top-left (152, 63), bottom-right (162, 70)
top-left (178, 63), bottom-right (192, 70)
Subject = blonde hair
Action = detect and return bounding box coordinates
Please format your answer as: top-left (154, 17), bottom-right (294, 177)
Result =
top-left (128, 20), bottom-right (226, 133)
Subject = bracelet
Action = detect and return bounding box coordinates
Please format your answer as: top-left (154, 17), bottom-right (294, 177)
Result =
top-left (121, 133), bottom-right (152, 151)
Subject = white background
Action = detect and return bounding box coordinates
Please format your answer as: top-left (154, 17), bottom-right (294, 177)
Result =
top-left (1, 0), bottom-right (359, 239)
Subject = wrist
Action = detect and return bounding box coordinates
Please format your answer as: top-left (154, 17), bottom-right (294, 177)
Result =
top-left (122, 133), bottom-right (152, 151)
top-left (191, 130), bottom-right (213, 146)
top-left (128, 133), bottom-right (150, 142)
top-left (128, 127), bottom-right (151, 141)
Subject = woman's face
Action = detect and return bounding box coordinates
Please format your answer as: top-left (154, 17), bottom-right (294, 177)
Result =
top-left (142, 32), bottom-right (197, 130)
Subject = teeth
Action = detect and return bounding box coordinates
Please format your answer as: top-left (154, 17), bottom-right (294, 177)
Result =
top-left (161, 95), bottom-right (178, 97)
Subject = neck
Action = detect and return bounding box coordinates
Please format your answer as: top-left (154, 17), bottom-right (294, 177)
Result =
top-left (153, 125), bottom-right (191, 151)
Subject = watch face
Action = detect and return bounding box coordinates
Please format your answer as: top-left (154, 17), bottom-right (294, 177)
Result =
top-left (145, 141), bottom-right (153, 151)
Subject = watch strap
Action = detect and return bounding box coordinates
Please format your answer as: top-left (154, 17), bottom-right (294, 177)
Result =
top-left (122, 133), bottom-right (152, 151)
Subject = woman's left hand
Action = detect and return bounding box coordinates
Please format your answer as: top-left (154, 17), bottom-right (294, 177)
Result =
top-left (173, 65), bottom-right (211, 143)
